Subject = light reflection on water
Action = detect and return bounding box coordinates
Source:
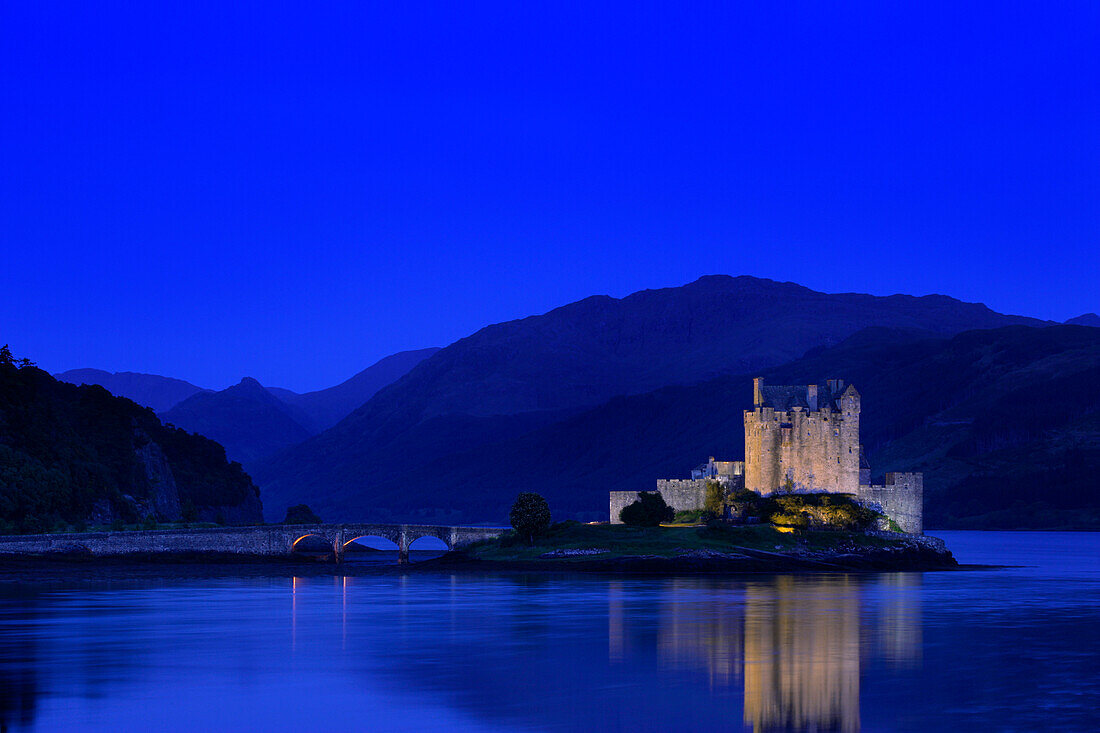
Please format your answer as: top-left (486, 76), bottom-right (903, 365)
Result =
top-left (0, 533), bottom-right (1097, 731)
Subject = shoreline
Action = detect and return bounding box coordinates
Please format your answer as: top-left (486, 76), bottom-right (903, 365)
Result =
top-left (0, 526), bottom-right (964, 574)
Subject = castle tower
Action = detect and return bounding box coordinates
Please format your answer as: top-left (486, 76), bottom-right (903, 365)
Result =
top-left (743, 378), bottom-right (861, 495)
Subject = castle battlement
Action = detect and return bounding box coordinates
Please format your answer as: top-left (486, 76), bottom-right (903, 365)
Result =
top-left (744, 378), bottom-right (861, 495)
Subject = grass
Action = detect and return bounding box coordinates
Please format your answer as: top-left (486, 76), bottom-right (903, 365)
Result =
top-left (465, 521), bottom-right (898, 562)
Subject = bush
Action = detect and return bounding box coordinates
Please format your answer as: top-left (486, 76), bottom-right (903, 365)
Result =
top-left (767, 493), bottom-right (878, 531)
top-left (672, 510), bottom-right (705, 524)
top-left (704, 481), bottom-right (727, 518)
top-left (620, 491), bottom-right (675, 527)
top-left (283, 504), bottom-right (322, 524)
top-left (510, 492), bottom-right (552, 544)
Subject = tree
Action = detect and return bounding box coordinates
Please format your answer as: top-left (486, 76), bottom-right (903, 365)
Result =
top-left (283, 504), bottom-right (322, 524)
top-left (620, 491), bottom-right (674, 527)
top-left (0, 345), bottom-right (34, 369)
top-left (509, 492), bottom-right (551, 544)
top-left (704, 480), bottom-right (727, 518)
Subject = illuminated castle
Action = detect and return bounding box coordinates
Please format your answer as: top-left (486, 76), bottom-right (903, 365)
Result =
top-left (610, 378), bottom-right (923, 533)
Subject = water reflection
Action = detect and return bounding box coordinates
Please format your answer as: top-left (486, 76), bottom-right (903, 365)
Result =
top-left (2, 534), bottom-right (1099, 732)
top-left (0, 614), bottom-right (38, 733)
top-left (606, 575), bottom-right (920, 732)
top-left (742, 577), bottom-right (861, 733)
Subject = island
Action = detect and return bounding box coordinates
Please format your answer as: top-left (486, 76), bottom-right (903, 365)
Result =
top-left (422, 521), bottom-right (957, 573)
top-left (422, 378), bottom-right (959, 574)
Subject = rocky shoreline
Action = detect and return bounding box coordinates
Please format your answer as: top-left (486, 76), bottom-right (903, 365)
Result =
top-left (415, 532), bottom-right (961, 574)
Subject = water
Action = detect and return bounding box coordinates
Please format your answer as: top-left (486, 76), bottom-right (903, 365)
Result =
top-left (0, 532), bottom-right (1098, 732)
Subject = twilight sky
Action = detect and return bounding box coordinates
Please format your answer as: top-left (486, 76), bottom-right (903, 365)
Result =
top-left (2, 2), bottom-right (1097, 392)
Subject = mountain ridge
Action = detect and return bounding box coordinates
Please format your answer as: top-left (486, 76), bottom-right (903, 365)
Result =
top-left (254, 275), bottom-right (1055, 522)
top-left (54, 369), bottom-right (209, 413)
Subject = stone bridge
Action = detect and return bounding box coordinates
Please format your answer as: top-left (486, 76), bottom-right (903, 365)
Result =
top-left (0, 523), bottom-right (506, 563)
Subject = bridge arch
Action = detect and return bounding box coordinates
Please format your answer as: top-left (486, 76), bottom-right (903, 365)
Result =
top-left (341, 534), bottom-right (399, 550)
top-left (289, 533), bottom-right (330, 555)
top-left (410, 534), bottom-right (449, 548)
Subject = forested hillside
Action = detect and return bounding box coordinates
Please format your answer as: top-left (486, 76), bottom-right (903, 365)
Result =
top-left (0, 351), bottom-right (262, 533)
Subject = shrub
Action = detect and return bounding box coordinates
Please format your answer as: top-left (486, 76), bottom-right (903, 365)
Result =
top-left (672, 510), bottom-right (705, 524)
top-left (620, 491), bottom-right (674, 527)
top-left (767, 493), bottom-right (878, 531)
top-left (704, 481), bottom-right (727, 518)
top-left (510, 492), bottom-right (552, 544)
top-left (283, 504), bottom-right (322, 524)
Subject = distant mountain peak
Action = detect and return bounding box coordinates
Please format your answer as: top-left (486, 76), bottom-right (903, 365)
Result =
top-left (53, 369), bottom-right (208, 412)
top-left (1066, 313), bottom-right (1100, 327)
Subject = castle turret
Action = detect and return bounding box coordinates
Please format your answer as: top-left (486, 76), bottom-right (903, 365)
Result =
top-left (744, 378), bottom-right (861, 495)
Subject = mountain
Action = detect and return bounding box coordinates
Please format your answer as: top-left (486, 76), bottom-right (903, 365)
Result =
top-left (161, 378), bottom-right (313, 470)
top-left (54, 368), bottom-right (208, 412)
top-left (269, 347), bottom-right (440, 432)
top-left (254, 275), bottom-right (1053, 522)
top-left (259, 325), bottom-right (1099, 529)
top-left (1065, 313), bottom-right (1100, 327)
top-left (0, 360), bottom-right (262, 531)
top-left (767, 325), bottom-right (1100, 529)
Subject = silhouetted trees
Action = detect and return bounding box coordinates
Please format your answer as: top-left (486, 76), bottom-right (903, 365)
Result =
top-left (620, 491), bottom-right (674, 526)
top-left (283, 504), bottom-right (322, 524)
top-left (510, 492), bottom-right (551, 544)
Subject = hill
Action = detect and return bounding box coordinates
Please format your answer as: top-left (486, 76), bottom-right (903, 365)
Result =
top-left (0, 358), bottom-right (262, 532)
top-left (54, 368), bottom-right (208, 412)
top-left (161, 378), bottom-right (312, 470)
top-left (1065, 313), bottom-right (1100, 327)
top-left (254, 275), bottom-right (1052, 522)
top-left (259, 325), bottom-right (1098, 529)
top-left (269, 347), bottom-right (440, 432)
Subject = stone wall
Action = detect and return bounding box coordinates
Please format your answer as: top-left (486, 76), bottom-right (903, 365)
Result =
top-left (858, 473), bottom-right (923, 534)
top-left (655, 480), bottom-right (708, 513)
top-left (609, 480), bottom-right (709, 523)
top-left (609, 491), bottom-right (640, 524)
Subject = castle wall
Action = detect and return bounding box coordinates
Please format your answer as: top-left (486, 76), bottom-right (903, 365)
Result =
top-left (609, 480), bottom-right (709, 523)
top-left (609, 491), bottom-right (640, 524)
top-left (744, 399), bottom-right (860, 495)
top-left (655, 480), bottom-right (709, 513)
top-left (858, 473), bottom-right (923, 534)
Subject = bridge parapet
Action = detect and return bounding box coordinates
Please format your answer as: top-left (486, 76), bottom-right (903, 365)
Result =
top-left (0, 523), bottom-right (506, 562)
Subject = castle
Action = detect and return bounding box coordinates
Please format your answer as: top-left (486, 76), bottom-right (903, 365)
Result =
top-left (609, 377), bottom-right (923, 533)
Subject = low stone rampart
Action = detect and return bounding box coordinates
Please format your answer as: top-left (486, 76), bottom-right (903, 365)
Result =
top-left (858, 473), bottom-right (923, 534)
top-left (610, 480), bottom-right (709, 523)
top-left (609, 492), bottom-right (640, 525)
top-left (655, 480), bottom-right (709, 513)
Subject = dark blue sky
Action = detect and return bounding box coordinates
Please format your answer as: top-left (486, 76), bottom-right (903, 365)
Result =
top-left (2, 2), bottom-right (1097, 391)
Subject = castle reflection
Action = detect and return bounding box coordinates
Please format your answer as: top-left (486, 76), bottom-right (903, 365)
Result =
top-left (612, 574), bottom-right (921, 732)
